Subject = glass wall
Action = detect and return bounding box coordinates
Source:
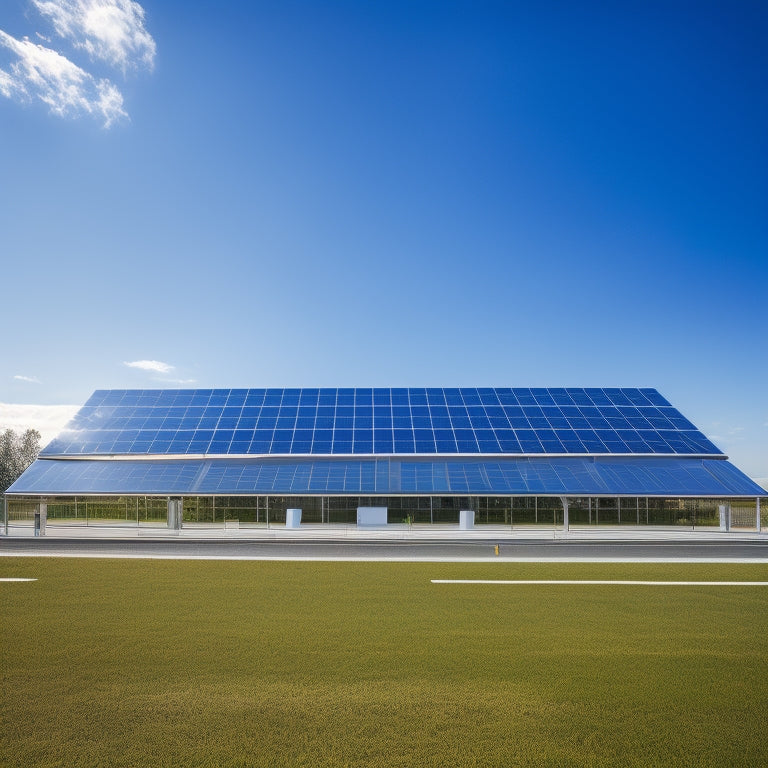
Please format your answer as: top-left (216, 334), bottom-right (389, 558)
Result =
top-left (5, 496), bottom-right (167, 526)
top-left (3, 494), bottom-right (758, 530)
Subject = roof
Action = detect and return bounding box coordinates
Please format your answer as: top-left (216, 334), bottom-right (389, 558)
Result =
top-left (40, 387), bottom-right (721, 458)
top-left (9, 387), bottom-right (765, 498)
top-left (9, 456), bottom-right (765, 497)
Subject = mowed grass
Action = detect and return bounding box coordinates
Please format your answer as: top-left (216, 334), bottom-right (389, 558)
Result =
top-left (1, 558), bottom-right (767, 768)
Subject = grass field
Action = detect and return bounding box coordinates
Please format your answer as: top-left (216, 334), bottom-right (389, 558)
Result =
top-left (1, 557), bottom-right (767, 767)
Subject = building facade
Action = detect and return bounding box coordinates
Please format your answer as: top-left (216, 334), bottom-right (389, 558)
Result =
top-left (5, 387), bottom-right (766, 532)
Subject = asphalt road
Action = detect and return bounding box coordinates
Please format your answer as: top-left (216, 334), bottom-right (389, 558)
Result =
top-left (1, 537), bottom-right (767, 561)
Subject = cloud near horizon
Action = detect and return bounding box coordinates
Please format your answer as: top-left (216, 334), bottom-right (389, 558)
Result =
top-left (0, 0), bottom-right (154, 127)
top-left (0, 402), bottom-right (80, 446)
top-left (124, 359), bottom-right (174, 374)
top-left (14, 374), bottom-right (42, 384)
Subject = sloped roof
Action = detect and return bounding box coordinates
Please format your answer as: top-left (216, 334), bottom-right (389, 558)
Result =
top-left (10, 387), bottom-right (764, 498)
top-left (40, 387), bottom-right (721, 458)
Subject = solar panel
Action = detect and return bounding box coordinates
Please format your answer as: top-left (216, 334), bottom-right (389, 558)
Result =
top-left (9, 456), bottom-right (765, 497)
top-left (39, 388), bottom-right (723, 458)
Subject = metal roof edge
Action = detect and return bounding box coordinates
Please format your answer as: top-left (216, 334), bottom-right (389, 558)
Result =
top-left (36, 451), bottom-right (729, 462)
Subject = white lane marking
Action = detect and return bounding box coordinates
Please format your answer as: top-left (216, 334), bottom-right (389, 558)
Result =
top-left (431, 579), bottom-right (768, 586)
top-left (0, 577), bottom-right (37, 582)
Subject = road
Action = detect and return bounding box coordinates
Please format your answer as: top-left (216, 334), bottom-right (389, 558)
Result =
top-left (1, 537), bottom-right (767, 561)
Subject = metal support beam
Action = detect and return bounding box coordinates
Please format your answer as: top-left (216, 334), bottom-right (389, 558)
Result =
top-left (719, 503), bottom-right (730, 532)
top-left (167, 497), bottom-right (183, 530)
top-left (560, 496), bottom-right (569, 531)
top-left (757, 497), bottom-right (761, 533)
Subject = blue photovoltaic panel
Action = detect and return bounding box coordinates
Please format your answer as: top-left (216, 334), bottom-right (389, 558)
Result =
top-left (39, 388), bottom-right (723, 458)
top-left (9, 456), bottom-right (766, 497)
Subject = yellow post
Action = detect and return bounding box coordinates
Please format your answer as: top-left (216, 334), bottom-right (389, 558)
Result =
top-left (494, 544), bottom-right (499, 556)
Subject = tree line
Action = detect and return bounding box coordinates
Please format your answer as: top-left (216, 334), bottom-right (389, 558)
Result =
top-left (1, 429), bottom-right (41, 493)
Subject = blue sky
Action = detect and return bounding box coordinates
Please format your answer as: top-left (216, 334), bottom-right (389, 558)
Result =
top-left (1, 0), bottom-right (766, 478)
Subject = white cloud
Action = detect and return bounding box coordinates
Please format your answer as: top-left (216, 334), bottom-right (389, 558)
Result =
top-left (124, 359), bottom-right (174, 374)
top-left (0, 403), bottom-right (80, 446)
top-left (0, 1), bottom-right (155, 127)
top-left (14, 374), bottom-right (41, 384)
top-left (32, 0), bottom-right (156, 72)
top-left (0, 30), bottom-right (127, 127)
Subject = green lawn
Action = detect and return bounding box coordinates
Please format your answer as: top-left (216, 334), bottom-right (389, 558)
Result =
top-left (1, 558), bottom-right (766, 767)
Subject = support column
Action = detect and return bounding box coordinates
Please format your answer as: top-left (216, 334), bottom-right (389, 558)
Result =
top-left (757, 497), bottom-right (761, 533)
top-left (34, 501), bottom-right (47, 536)
top-left (167, 497), bottom-right (183, 530)
top-left (3, 494), bottom-right (7, 536)
top-left (718, 504), bottom-right (729, 532)
top-left (560, 496), bottom-right (569, 531)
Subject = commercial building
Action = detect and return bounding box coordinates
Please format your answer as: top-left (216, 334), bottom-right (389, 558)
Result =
top-left (4, 387), bottom-right (766, 532)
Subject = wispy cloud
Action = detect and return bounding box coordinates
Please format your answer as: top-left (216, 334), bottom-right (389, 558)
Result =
top-left (0, 402), bottom-right (80, 446)
top-left (0, 31), bottom-right (126, 126)
top-left (124, 359), bottom-right (174, 374)
top-left (32, 0), bottom-right (156, 71)
top-left (14, 374), bottom-right (42, 384)
top-left (0, 1), bottom-right (154, 127)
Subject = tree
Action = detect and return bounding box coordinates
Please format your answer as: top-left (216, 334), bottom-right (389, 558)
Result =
top-left (0, 428), bottom-right (41, 492)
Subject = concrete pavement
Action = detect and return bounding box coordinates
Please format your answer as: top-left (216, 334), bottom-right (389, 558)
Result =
top-left (2, 521), bottom-right (767, 561)
top-left (2, 520), bottom-right (766, 541)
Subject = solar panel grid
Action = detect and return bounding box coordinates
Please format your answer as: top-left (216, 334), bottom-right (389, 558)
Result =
top-left (10, 453), bottom-right (767, 496)
top-left (40, 388), bottom-right (722, 458)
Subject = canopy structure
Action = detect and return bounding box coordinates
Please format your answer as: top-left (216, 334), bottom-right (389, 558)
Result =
top-left (8, 387), bottom-right (765, 500)
top-left (8, 456), bottom-right (763, 498)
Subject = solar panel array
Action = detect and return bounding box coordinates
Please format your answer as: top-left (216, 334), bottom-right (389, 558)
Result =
top-left (41, 387), bottom-right (722, 458)
top-left (11, 456), bottom-right (763, 497)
